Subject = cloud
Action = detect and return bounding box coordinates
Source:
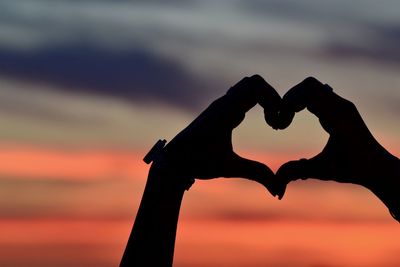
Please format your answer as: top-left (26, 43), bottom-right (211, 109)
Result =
top-left (238, 0), bottom-right (400, 66)
top-left (0, 45), bottom-right (220, 111)
top-left (0, 0), bottom-right (399, 113)
top-left (2, 0), bottom-right (399, 66)
top-left (321, 24), bottom-right (400, 66)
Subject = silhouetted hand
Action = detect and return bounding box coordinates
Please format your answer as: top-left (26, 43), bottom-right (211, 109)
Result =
top-left (275, 77), bottom-right (399, 219)
top-left (162, 75), bottom-right (281, 196)
top-left (120, 75), bottom-right (282, 267)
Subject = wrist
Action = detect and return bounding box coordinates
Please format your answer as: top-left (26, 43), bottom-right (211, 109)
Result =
top-left (148, 161), bottom-right (195, 192)
top-left (144, 139), bottom-right (195, 192)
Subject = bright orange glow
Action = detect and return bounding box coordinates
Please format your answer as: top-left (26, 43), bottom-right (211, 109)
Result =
top-left (0, 145), bottom-right (398, 267)
top-left (0, 218), bottom-right (399, 267)
top-left (0, 145), bottom-right (148, 180)
top-left (175, 219), bottom-right (400, 267)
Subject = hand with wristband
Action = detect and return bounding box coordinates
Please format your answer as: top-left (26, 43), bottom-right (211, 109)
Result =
top-left (120, 75), bottom-right (282, 267)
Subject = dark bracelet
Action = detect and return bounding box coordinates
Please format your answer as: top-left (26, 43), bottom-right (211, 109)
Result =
top-left (143, 139), bottom-right (195, 191)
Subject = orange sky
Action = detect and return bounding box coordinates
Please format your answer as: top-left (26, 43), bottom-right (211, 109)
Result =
top-left (0, 145), bottom-right (398, 266)
top-left (0, 146), bottom-right (147, 180)
top-left (0, 145), bottom-right (396, 221)
top-left (0, 218), bottom-right (399, 267)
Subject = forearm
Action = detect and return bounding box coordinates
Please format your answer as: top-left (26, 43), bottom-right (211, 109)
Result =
top-left (120, 166), bottom-right (187, 267)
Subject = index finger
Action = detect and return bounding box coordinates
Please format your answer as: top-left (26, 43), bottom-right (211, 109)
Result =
top-left (277, 77), bottom-right (359, 135)
top-left (188, 75), bottom-right (281, 132)
top-left (224, 74), bottom-right (282, 129)
top-left (168, 75), bottom-right (281, 145)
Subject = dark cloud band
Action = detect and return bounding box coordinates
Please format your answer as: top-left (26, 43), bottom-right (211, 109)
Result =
top-left (0, 45), bottom-right (220, 111)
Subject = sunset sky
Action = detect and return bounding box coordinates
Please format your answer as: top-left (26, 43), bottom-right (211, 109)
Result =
top-left (0, 1), bottom-right (399, 266)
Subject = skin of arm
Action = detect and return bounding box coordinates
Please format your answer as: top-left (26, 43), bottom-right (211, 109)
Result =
top-left (119, 75), bottom-right (282, 267)
top-left (119, 167), bottom-right (187, 267)
top-left (276, 77), bottom-right (400, 222)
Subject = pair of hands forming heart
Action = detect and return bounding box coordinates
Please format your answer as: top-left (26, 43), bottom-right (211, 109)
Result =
top-left (120, 74), bottom-right (399, 267)
top-left (163, 75), bottom-right (399, 219)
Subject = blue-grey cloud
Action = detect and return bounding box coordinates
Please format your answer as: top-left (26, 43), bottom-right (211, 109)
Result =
top-left (239, 0), bottom-right (400, 65)
top-left (0, 0), bottom-right (399, 113)
top-left (321, 24), bottom-right (400, 65)
top-left (0, 45), bottom-right (221, 111)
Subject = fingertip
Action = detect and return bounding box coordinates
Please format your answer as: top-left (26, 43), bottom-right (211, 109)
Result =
top-left (276, 182), bottom-right (287, 200)
top-left (303, 76), bottom-right (322, 86)
top-left (250, 74), bottom-right (266, 83)
top-left (274, 168), bottom-right (289, 200)
top-left (276, 109), bottom-right (295, 130)
top-left (264, 109), bottom-right (279, 129)
top-left (249, 161), bottom-right (278, 198)
top-left (229, 156), bottom-right (284, 199)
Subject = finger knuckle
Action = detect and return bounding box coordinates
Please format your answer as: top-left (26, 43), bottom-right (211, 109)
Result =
top-left (250, 74), bottom-right (264, 81)
top-left (250, 74), bottom-right (268, 87)
top-left (304, 76), bottom-right (322, 86)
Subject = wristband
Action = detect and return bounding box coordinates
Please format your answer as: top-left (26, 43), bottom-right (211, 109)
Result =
top-left (143, 139), bottom-right (167, 164)
top-left (143, 139), bottom-right (195, 191)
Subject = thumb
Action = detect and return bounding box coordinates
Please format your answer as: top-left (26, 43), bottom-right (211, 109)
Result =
top-left (276, 158), bottom-right (324, 200)
top-left (225, 154), bottom-right (278, 197)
